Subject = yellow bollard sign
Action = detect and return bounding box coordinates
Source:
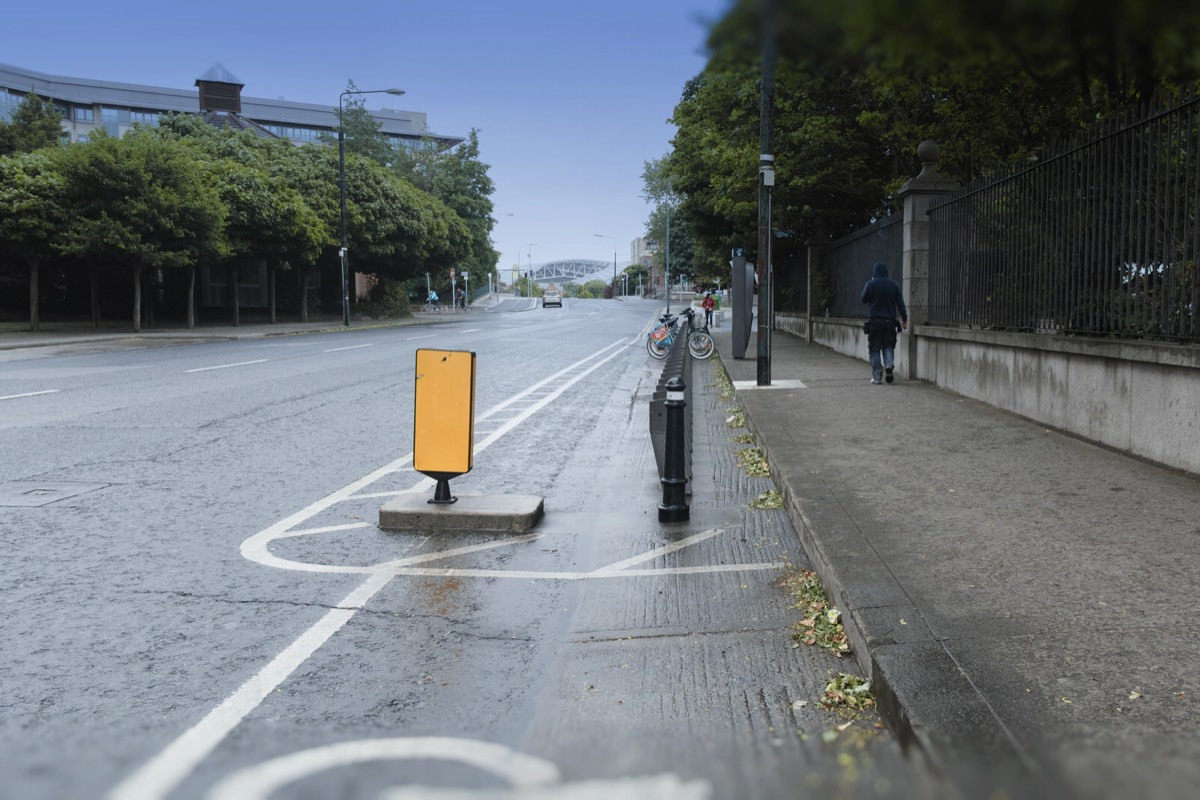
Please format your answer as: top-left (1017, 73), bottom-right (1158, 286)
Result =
top-left (414, 349), bottom-right (476, 503)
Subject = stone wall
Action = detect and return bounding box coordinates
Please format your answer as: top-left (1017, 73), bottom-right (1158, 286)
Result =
top-left (775, 311), bottom-right (1200, 476)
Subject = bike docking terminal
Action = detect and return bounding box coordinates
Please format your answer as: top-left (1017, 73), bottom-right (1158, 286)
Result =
top-left (378, 348), bottom-right (544, 533)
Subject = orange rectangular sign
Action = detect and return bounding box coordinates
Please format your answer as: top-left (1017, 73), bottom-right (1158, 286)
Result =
top-left (413, 349), bottom-right (476, 476)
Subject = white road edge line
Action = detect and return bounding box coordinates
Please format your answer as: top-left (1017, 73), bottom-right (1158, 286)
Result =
top-left (323, 344), bottom-right (373, 353)
top-left (184, 359), bottom-right (268, 374)
top-left (0, 389), bottom-right (60, 401)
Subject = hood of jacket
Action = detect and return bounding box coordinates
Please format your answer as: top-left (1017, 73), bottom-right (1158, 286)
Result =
top-left (872, 261), bottom-right (890, 279)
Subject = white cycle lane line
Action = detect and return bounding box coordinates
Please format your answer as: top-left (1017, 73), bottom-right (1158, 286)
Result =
top-left (109, 335), bottom-right (784, 800)
top-left (0, 389), bottom-right (60, 401)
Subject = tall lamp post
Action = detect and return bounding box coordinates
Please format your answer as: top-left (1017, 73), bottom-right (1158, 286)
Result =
top-left (339, 87), bottom-right (405, 326)
top-left (594, 233), bottom-right (617, 297)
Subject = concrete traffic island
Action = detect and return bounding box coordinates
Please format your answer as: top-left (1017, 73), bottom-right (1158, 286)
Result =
top-left (378, 493), bottom-right (544, 534)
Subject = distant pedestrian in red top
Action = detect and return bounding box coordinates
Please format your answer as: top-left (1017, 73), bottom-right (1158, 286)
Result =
top-left (701, 292), bottom-right (715, 327)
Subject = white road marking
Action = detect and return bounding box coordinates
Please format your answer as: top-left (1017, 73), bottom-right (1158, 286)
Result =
top-left (206, 737), bottom-right (561, 800)
top-left (184, 359), bottom-right (268, 374)
top-left (323, 343), bottom-right (373, 353)
top-left (457, 328), bottom-right (482, 333)
top-left (589, 528), bottom-right (725, 574)
top-left (0, 389), bottom-right (60, 401)
top-left (206, 736), bottom-right (710, 800)
top-left (405, 334), bottom-right (436, 341)
top-left (108, 570), bottom-right (395, 800)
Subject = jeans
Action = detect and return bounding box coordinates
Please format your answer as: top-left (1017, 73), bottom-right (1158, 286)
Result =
top-left (868, 347), bottom-right (895, 382)
top-left (865, 317), bottom-right (898, 382)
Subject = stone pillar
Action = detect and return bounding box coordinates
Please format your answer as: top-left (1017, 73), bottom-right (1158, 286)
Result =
top-left (897, 141), bottom-right (957, 378)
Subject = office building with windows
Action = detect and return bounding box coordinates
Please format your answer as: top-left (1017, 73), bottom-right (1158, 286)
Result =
top-left (0, 61), bottom-right (461, 150)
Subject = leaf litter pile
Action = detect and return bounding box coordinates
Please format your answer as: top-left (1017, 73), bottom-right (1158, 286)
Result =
top-left (781, 569), bottom-right (851, 657)
top-left (736, 446), bottom-right (770, 477)
top-left (749, 489), bottom-right (783, 509)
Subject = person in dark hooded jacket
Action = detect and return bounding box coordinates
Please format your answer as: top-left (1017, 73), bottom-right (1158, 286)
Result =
top-left (859, 261), bottom-right (908, 384)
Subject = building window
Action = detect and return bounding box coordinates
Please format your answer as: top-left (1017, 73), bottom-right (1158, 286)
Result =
top-left (130, 110), bottom-right (159, 126)
top-left (262, 124), bottom-right (326, 143)
top-left (75, 106), bottom-right (94, 122)
top-left (101, 106), bottom-right (131, 137)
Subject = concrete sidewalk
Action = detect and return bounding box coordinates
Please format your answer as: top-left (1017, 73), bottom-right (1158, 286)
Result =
top-left (715, 325), bottom-right (1200, 798)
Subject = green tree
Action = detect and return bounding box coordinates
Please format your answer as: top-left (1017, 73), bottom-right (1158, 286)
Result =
top-left (204, 157), bottom-right (324, 325)
top-left (331, 82), bottom-right (396, 165)
top-left (0, 151), bottom-right (66, 330)
top-left (54, 129), bottom-right (225, 332)
top-left (393, 129), bottom-right (499, 285)
top-left (0, 93), bottom-right (63, 155)
top-left (154, 116), bottom-right (327, 326)
top-left (582, 280), bottom-right (608, 298)
top-left (641, 157), bottom-right (704, 286)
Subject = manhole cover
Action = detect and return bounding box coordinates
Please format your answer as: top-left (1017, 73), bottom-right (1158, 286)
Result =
top-left (0, 481), bottom-right (110, 507)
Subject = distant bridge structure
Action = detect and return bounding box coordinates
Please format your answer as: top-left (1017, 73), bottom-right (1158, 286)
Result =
top-left (527, 259), bottom-right (626, 285)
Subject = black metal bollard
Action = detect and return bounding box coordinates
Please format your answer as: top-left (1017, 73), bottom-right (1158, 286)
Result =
top-left (659, 376), bottom-right (690, 522)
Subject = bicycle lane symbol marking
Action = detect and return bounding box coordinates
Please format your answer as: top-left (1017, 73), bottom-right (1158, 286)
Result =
top-left (205, 737), bottom-right (712, 799)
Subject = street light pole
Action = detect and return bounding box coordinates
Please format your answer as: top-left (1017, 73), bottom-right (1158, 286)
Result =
top-left (665, 206), bottom-right (671, 314)
top-left (594, 233), bottom-right (617, 297)
top-left (339, 86), bottom-right (404, 327)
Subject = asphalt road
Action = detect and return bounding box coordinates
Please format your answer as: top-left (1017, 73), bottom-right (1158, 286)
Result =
top-left (1, 297), bottom-right (940, 799)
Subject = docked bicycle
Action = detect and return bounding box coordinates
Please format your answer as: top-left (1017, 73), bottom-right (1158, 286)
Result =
top-left (646, 307), bottom-right (715, 360)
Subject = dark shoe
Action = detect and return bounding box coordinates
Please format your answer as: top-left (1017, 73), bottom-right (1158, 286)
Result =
top-left (884, 365), bottom-right (894, 384)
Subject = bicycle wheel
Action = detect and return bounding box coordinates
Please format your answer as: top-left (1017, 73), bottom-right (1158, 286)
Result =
top-left (687, 330), bottom-right (715, 359)
top-left (646, 335), bottom-right (669, 359)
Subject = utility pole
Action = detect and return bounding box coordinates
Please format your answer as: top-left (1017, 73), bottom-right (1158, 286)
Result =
top-left (756, 0), bottom-right (777, 386)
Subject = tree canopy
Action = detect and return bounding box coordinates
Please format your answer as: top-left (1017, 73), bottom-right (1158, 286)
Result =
top-left (655, 0), bottom-right (1200, 271)
top-left (0, 93), bottom-right (63, 156)
top-left (0, 94), bottom-right (499, 330)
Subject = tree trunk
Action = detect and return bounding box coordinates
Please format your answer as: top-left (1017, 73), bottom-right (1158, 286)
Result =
top-left (229, 263), bottom-right (240, 327)
top-left (132, 265), bottom-right (143, 333)
top-left (186, 266), bottom-right (196, 330)
top-left (29, 258), bottom-right (40, 332)
top-left (268, 264), bottom-right (277, 324)
top-left (299, 266), bottom-right (309, 323)
top-left (145, 270), bottom-right (156, 329)
top-left (90, 265), bottom-right (101, 329)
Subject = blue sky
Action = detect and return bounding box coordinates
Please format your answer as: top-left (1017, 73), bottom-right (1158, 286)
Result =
top-left (6, 0), bottom-right (731, 278)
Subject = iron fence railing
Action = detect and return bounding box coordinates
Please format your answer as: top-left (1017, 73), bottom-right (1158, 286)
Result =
top-left (928, 89), bottom-right (1200, 342)
top-left (817, 217), bottom-right (903, 318)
